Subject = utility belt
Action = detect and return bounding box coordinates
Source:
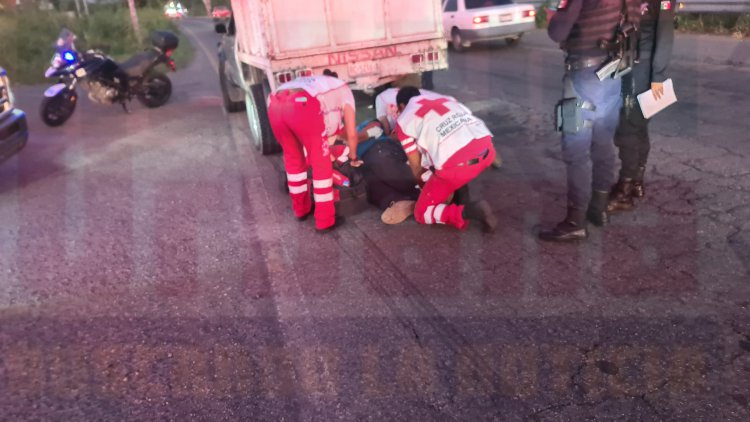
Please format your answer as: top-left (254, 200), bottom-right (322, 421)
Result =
top-left (564, 56), bottom-right (608, 72)
top-left (457, 148), bottom-right (490, 167)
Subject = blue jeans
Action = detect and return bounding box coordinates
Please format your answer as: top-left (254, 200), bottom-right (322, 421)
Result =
top-left (561, 68), bottom-right (622, 210)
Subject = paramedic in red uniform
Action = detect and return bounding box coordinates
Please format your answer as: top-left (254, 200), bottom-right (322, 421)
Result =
top-left (393, 86), bottom-right (497, 232)
top-left (268, 70), bottom-right (359, 231)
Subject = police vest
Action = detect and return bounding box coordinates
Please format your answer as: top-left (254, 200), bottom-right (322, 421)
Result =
top-left (564, 0), bottom-right (641, 59)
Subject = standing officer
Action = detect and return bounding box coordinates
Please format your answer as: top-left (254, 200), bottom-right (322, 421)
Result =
top-left (539, 0), bottom-right (641, 242)
top-left (609, 0), bottom-right (675, 211)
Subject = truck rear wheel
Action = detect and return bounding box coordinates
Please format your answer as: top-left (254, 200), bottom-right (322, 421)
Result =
top-left (245, 82), bottom-right (281, 155)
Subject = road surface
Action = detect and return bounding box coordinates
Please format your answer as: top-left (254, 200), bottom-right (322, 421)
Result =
top-left (1, 18), bottom-right (749, 421)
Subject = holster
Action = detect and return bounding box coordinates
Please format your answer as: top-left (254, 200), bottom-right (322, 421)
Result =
top-left (554, 77), bottom-right (595, 134)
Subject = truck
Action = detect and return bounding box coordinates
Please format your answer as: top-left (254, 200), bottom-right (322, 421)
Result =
top-left (217, 0), bottom-right (448, 155)
top-left (0, 67), bottom-right (29, 164)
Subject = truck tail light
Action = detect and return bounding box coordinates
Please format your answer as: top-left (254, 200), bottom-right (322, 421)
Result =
top-left (426, 51), bottom-right (439, 62)
top-left (473, 16), bottom-right (489, 24)
top-left (275, 71), bottom-right (294, 84)
top-left (411, 54), bottom-right (424, 64)
top-left (523, 10), bottom-right (536, 18)
top-left (295, 68), bottom-right (312, 78)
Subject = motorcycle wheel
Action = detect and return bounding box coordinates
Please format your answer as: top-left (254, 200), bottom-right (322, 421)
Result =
top-left (40, 88), bottom-right (78, 127)
top-left (137, 72), bottom-right (172, 108)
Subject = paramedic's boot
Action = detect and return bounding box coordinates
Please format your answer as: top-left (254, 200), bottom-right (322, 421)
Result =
top-left (607, 179), bottom-right (635, 212)
top-left (381, 200), bottom-right (416, 225)
top-left (491, 150), bottom-right (503, 169)
top-left (463, 200), bottom-right (497, 233)
top-left (586, 190), bottom-right (610, 227)
top-left (632, 166), bottom-right (646, 198)
top-left (538, 208), bottom-right (588, 242)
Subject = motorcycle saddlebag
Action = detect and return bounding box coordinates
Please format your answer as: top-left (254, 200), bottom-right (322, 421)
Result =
top-left (151, 31), bottom-right (179, 52)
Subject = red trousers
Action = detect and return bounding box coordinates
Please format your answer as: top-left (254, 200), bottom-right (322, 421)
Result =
top-left (415, 136), bottom-right (495, 229)
top-left (268, 90), bottom-right (336, 230)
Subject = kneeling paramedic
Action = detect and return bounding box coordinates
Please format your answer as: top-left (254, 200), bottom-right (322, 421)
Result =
top-left (268, 71), bottom-right (360, 231)
top-left (393, 87), bottom-right (497, 233)
top-left (540, 0), bottom-right (640, 242)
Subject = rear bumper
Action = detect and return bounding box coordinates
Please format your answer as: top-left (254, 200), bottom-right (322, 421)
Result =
top-left (0, 109), bottom-right (29, 163)
top-left (462, 21), bottom-right (536, 42)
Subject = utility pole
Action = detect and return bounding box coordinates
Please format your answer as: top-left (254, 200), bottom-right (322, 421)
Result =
top-left (203, 0), bottom-right (212, 15)
top-left (127, 0), bottom-right (142, 43)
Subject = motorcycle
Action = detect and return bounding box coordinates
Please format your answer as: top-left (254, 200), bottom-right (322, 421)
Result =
top-left (41, 29), bottom-right (179, 127)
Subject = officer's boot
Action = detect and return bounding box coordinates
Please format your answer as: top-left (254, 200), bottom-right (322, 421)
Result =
top-left (607, 179), bottom-right (635, 212)
top-left (538, 208), bottom-right (588, 242)
top-left (463, 200), bottom-right (497, 233)
top-left (586, 190), bottom-right (610, 227)
top-left (632, 166), bottom-right (646, 198)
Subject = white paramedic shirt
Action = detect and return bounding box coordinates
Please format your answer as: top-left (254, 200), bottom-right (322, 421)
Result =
top-left (375, 87), bottom-right (436, 131)
top-left (275, 75), bottom-right (355, 138)
top-left (394, 94), bottom-right (493, 170)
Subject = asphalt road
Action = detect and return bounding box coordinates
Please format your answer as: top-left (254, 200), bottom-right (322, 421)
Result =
top-left (1, 18), bottom-right (749, 421)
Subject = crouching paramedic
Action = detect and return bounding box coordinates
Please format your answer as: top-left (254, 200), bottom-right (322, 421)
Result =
top-left (393, 87), bottom-right (497, 232)
top-left (268, 71), bottom-right (359, 231)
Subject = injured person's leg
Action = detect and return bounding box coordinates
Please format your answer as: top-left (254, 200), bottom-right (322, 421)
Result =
top-left (360, 138), bottom-right (420, 223)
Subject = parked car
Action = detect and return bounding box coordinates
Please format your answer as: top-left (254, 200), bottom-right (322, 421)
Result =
top-left (442, 0), bottom-right (537, 51)
top-left (215, 17), bottom-right (246, 114)
top-left (0, 67), bottom-right (29, 164)
top-left (212, 5), bottom-right (231, 22)
top-left (164, 2), bottom-right (188, 19)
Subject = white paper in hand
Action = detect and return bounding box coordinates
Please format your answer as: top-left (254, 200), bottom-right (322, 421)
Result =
top-left (637, 78), bottom-right (677, 119)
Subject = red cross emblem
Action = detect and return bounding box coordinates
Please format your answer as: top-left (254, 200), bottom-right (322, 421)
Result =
top-left (415, 98), bottom-right (451, 118)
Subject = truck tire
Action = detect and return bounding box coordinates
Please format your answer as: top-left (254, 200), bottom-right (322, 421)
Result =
top-left (245, 82), bottom-right (281, 155)
top-left (219, 60), bottom-right (245, 113)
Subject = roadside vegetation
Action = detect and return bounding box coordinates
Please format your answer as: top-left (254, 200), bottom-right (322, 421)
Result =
top-left (0, 5), bottom-right (194, 85)
top-left (677, 13), bottom-right (750, 38)
top-left (534, 2), bottom-right (750, 39)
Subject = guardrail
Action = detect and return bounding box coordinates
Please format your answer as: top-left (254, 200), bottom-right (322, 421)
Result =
top-left (525, 0), bottom-right (750, 13)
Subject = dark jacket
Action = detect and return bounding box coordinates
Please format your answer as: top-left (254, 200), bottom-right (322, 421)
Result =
top-left (638, 0), bottom-right (676, 82)
top-left (549, 0), bottom-right (641, 59)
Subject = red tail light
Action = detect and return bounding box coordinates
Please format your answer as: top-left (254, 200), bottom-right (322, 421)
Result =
top-left (473, 16), bottom-right (489, 24)
top-left (296, 69), bottom-right (313, 78)
top-left (524, 10), bottom-right (537, 18)
top-left (411, 54), bottom-right (424, 64)
top-left (426, 51), bottom-right (439, 62)
top-left (276, 71), bottom-right (294, 84)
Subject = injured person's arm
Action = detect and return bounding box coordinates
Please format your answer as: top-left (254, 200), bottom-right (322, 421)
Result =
top-left (406, 150), bottom-right (423, 184)
top-left (342, 103), bottom-right (363, 167)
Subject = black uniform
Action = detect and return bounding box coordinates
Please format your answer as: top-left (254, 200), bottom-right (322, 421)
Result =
top-left (613, 0), bottom-right (675, 194)
top-left (360, 138), bottom-right (420, 210)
